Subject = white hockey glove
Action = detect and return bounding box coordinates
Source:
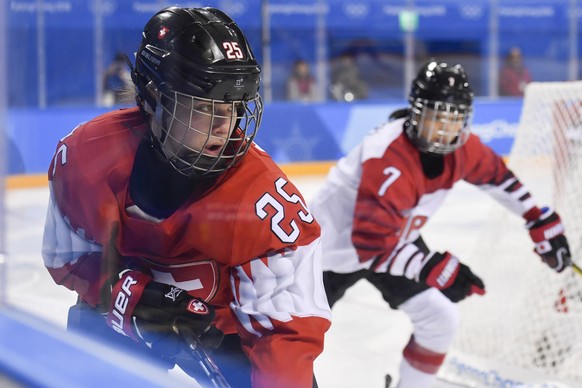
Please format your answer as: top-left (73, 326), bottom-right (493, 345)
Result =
top-left (527, 207), bottom-right (572, 273)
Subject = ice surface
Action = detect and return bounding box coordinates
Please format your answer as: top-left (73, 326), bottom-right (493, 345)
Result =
top-left (4, 176), bottom-right (494, 388)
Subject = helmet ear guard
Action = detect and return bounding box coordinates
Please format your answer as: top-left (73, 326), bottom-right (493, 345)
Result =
top-left (142, 80), bottom-right (160, 114)
top-left (147, 87), bottom-right (165, 142)
top-left (128, 54), bottom-right (159, 114)
top-left (129, 63), bottom-right (165, 142)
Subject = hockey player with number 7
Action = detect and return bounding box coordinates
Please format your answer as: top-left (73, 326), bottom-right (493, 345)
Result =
top-left (41, 6), bottom-right (330, 388)
top-left (309, 61), bottom-right (572, 388)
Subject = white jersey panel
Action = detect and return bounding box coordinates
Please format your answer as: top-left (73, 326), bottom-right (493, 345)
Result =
top-left (230, 238), bottom-right (331, 336)
top-left (42, 183), bottom-right (103, 268)
top-left (310, 121), bottom-right (403, 273)
top-left (361, 120), bottom-right (405, 163)
top-left (310, 145), bottom-right (365, 273)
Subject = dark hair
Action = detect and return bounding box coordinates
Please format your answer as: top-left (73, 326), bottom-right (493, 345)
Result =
top-left (389, 108), bottom-right (409, 121)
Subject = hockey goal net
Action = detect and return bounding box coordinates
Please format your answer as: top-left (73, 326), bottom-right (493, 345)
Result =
top-left (439, 81), bottom-right (582, 387)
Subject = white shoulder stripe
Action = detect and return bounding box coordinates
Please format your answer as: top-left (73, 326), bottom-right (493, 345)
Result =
top-left (361, 120), bottom-right (404, 163)
top-left (42, 187), bottom-right (102, 268)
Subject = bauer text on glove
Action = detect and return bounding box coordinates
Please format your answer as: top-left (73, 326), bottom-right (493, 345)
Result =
top-left (105, 269), bottom-right (223, 348)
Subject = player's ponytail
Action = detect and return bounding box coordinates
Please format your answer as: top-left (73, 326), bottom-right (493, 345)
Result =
top-left (389, 108), bottom-right (409, 121)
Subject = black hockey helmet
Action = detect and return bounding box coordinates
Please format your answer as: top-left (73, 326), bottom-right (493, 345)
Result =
top-left (131, 7), bottom-right (263, 177)
top-left (405, 61), bottom-right (474, 154)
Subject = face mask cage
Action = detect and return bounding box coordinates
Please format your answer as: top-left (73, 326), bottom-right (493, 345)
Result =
top-left (150, 90), bottom-right (263, 177)
top-left (406, 99), bottom-right (473, 154)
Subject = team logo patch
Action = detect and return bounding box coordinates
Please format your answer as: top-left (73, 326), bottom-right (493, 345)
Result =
top-left (187, 299), bottom-right (209, 315)
top-left (164, 287), bottom-right (183, 302)
top-left (148, 260), bottom-right (220, 302)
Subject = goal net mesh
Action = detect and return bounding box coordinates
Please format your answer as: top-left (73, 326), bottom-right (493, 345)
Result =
top-left (448, 81), bottom-right (582, 384)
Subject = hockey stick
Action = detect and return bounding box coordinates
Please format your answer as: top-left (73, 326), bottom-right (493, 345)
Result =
top-left (173, 323), bottom-right (231, 388)
top-left (572, 262), bottom-right (582, 276)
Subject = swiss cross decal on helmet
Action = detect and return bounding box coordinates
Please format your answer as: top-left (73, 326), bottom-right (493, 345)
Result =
top-left (131, 7), bottom-right (263, 177)
top-left (405, 60), bottom-right (474, 155)
top-left (157, 26), bottom-right (169, 40)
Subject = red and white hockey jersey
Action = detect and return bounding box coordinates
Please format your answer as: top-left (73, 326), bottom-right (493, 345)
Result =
top-left (310, 118), bottom-right (540, 275)
top-left (42, 107), bottom-right (331, 388)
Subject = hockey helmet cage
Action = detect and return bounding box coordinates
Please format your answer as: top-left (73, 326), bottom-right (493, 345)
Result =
top-left (405, 60), bottom-right (474, 154)
top-left (132, 7), bottom-right (263, 177)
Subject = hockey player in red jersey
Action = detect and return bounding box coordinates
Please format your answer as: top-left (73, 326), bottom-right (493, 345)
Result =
top-left (41, 7), bottom-right (330, 387)
top-left (310, 61), bottom-right (571, 387)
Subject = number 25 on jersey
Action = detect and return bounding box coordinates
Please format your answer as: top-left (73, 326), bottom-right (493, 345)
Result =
top-left (255, 178), bottom-right (314, 244)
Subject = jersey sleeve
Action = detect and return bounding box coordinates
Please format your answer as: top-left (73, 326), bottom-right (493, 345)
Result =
top-left (227, 171), bottom-right (331, 387)
top-left (462, 135), bottom-right (540, 219)
top-left (43, 114), bottom-right (138, 307)
top-left (230, 239), bottom-right (331, 387)
top-left (42, 184), bottom-right (110, 306)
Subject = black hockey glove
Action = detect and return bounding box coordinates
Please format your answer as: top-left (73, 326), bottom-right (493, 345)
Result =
top-left (419, 251), bottom-right (486, 303)
top-left (527, 207), bottom-right (572, 273)
top-left (106, 270), bottom-right (224, 355)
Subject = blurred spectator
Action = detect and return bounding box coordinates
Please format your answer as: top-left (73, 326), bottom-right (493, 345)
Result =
top-left (330, 53), bottom-right (368, 102)
top-left (287, 59), bottom-right (317, 102)
top-left (499, 47), bottom-right (532, 96)
top-left (102, 52), bottom-right (132, 106)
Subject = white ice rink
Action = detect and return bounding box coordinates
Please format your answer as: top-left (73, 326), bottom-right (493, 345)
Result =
top-left (1, 176), bottom-right (524, 388)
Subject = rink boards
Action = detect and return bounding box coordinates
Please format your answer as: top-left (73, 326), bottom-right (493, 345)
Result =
top-left (0, 308), bottom-right (189, 387)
